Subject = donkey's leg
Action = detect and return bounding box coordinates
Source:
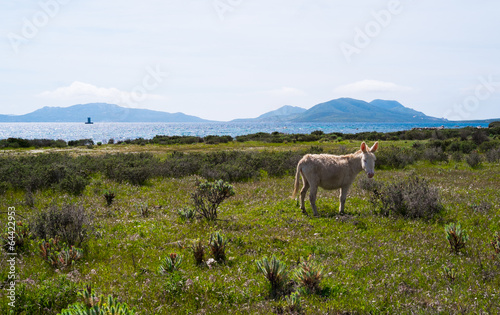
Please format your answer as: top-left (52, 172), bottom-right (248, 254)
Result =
top-left (309, 184), bottom-right (319, 216)
top-left (300, 180), bottom-right (310, 214)
top-left (339, 185), bottom-right (350, 214)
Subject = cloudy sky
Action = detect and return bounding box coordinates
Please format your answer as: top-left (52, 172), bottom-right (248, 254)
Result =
top-left (1, 0), bottom-right (500, 121)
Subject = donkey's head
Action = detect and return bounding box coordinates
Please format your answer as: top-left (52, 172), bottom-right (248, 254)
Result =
top-left (360, 142), bottom-right (378, 178)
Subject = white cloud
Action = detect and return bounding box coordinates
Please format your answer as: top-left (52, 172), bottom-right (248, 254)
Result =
top-left (37, 81), bottom-right (166, 107)
top-left (333, 80), bottom-right (413, 94)
top-left (266, 86), bottom-right (306, 97)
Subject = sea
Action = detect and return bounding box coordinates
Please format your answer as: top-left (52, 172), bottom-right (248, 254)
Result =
top-left (0, 121), bottom-right (490, 143)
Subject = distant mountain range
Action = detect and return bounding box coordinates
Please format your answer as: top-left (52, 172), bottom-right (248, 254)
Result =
top-left (0, 98), bottom-right (485, 123)
top-left (234, 98), bottom-right (446, 123)
top-left (0, 103), bottom-right (208, 123)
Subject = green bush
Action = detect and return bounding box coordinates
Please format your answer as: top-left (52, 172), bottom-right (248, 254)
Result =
top-left (192, 180), bottom-right (235, 221)
top-left (30, 204), bottom-right (94, 246)
top-left (466, 151), bottom-right (482, 168)
top-left (364, 174), bottom-right (443, 220)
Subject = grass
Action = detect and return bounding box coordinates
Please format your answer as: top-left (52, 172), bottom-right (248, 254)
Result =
top-left (0, 139), bottom-right (499, 314)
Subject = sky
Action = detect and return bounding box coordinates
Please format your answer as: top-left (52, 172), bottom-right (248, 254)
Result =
top-left (1, 0), bottom-right (500, 121)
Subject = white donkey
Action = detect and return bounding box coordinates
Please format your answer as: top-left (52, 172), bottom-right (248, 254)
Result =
top-left (292, 142), bottom-right (378, 216)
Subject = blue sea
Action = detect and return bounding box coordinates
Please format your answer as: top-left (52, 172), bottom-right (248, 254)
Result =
top-left (0, 121), bottom-right (490, 143)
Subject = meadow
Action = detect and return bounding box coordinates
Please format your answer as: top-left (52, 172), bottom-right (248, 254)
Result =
top-left (1, 126), bottom-right (500, 314)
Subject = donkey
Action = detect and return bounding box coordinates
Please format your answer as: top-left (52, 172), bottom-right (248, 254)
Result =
top-left (292, 142), bottom-right (378, 216)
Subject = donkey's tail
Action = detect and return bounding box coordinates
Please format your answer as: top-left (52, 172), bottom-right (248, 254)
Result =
top-left (291, 162), bottom-right (302, 199)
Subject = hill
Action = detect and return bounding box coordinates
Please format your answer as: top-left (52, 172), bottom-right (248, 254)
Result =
top-left (292, 98), bottom-right (444, 123)
top-left (0, 103), bottom-right (210, 123)
top-left (232, 98), bottom-right (445, 123)
top-left (232, 105), bottom-right (306, 122)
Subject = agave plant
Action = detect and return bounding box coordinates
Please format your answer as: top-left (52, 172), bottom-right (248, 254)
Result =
top-left (60, 285), bottom-right (136, 314)
top-left (209, 231), bottom-right (227, 263)
top-left (256, 255), bottom-right (289, 296)
top-left (191, 239), bottom-right (205, 265)
top-left (40, 238), bottom-right (83, 268)
top-left (294, 256), bottom-right (324, 293)
top-left (159, 253), bottom-right (183, 274)
top-left (445, 222), bottom-right (469, 254)
top-left (285, 291), bottom-right (302, 313)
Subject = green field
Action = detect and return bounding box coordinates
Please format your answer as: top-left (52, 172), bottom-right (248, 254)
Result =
top-left (1, 130), bottom-right (500, 314)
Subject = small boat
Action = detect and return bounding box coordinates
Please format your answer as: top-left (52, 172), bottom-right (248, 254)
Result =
top-left (85, 117), bottom-right (94, 124)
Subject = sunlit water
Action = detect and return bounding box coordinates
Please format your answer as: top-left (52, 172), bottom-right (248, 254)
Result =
top-left (0, 121), bottom-right (489, 143)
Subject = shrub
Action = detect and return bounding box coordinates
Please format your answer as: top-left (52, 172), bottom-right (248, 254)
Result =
top-left (366, 174), bottom-right (443, 220)
top-left (191, 239), bottom-right (205, 265)
top-left (159, 253), bottom-right (183, 274)
top-left (466, 151), bottom-right (482, 168)
top-left (486, 148), bottom-right (500, 163)
top-left (60, 285), bottom-right (136, 315)
top-left (445, 223), bottom-right (468, 254)
top-left (192, 179), bottom-right (235, 221)
top-left (256, 255), bottom-right (289, 297)
top-left (423, 147), bottom-right (447, 163)
top-left (209, 231), bottom-right (228, 263)
top-left (375, 146), bottom-right (416, 169)
top-left (293, 257), bottom-right (324, 293)
top-left (30, 204), bottom-right (94, 246)
top-left (59, 174), bottom-right (89, 195)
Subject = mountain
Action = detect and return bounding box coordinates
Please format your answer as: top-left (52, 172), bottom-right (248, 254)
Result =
top-left (291, 98), bottom-right (444, 123)
top-left (232, 105), bottom-right (307, 122)
top-left (0, 103), bottom-right (210, 123)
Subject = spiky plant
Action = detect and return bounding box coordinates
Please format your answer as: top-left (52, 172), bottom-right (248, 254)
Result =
top-left (445, 222), bottom-right (469, 254)
top-left (136, 203), bottom-right (150, 218)
top-left (104, 190), bottom-right (116, 206)
top-left (177, 207), bottom-right (196, 220)
top-left (191, 239), bottom-right (205, 265)
top-left (256, 255), bottom-right (289, 296)
top-left (209, 231), bottom-right (227, 263)
top-left (294, 256), bottom-right (324, 293)
top-left (60, 285), bottom-right (136, 314)
top-left (441, 266), bottom-right (457, 282)
top-left (40, 238), bottom-right (83, 268)
top-left (159, 253), bottom-right (183, 274)
top-left (285, 291), bottom-right (302, 313)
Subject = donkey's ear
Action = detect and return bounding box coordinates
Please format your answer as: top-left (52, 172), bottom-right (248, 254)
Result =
top-left (360, 142), bottom-right (368, 152)
top-left (370, 142), bottom-right (379, 152)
